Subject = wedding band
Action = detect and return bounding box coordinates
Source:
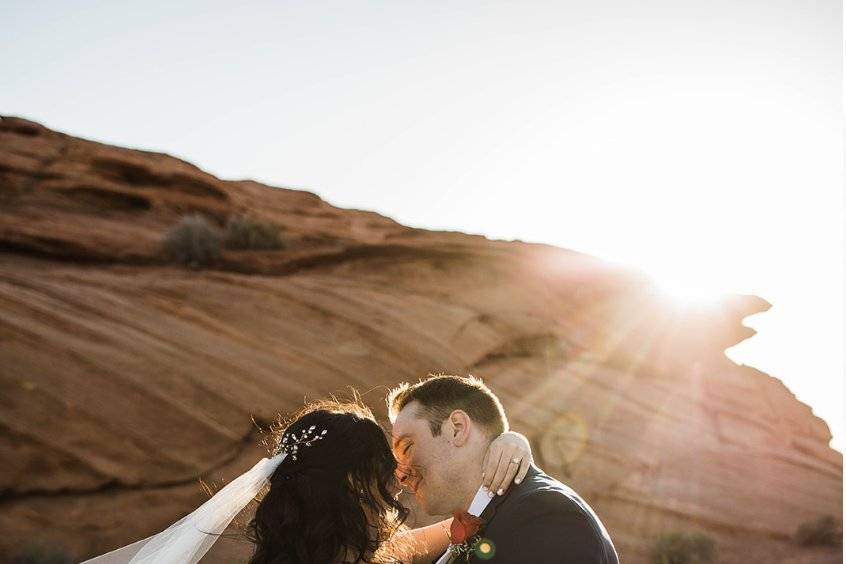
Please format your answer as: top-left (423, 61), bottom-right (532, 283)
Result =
top-left (511, 457), bottom-right (521, 464)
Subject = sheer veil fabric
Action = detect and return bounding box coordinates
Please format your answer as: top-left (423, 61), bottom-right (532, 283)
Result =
top-left (81, 454), bottom-right (288, 564)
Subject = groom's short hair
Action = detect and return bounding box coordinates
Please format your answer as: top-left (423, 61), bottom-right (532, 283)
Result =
top-left (387, 374), bottom-right (508, 439)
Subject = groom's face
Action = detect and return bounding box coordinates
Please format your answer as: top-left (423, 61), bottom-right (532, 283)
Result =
top-left (391, 401), bottom-right (460, 516)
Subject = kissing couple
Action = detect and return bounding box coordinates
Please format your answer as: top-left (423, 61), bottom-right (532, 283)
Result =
top-left (84, 375), bottom-right (618, 563)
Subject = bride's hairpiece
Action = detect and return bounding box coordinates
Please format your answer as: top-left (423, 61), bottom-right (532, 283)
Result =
top-left (275, 425), bottom-right (328, 461)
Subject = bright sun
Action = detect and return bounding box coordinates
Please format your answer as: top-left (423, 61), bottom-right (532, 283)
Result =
top-left (642, 267), bottom-right (729, 308)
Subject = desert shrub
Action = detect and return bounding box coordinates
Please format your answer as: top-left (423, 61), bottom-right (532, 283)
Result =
top-left (795, 515), bottom-right (841, 547)
top-left (162, 214), bottom-right (222, 267)
top-left (652, 531), bottom-right (717, 564)
top-left (224, 215), bottom-right (284, 250)
top-left (10, 540), bottom-right (74, 564)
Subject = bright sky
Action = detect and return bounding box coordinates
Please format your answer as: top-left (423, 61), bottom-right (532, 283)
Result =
top-left (3, 1), bottom-right (842, 450)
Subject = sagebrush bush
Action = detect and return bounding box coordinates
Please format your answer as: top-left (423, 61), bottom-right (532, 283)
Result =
top-left (11, 540), bottom-right (74, 564)
top-left (795, 515), bottom-right (841, 547)
top-left (224, 215), bottom-right (284, 250)
top-left (652, 532), bottom-right (716, 564)
top-left (162, 214), bottom-right (222, 268)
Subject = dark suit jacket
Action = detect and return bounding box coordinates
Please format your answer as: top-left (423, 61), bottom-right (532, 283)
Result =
top-left (465, 465), bottom-right (618, 563)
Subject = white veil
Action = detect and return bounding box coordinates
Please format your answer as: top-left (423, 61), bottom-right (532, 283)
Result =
top-left (80, 453), bottom-right (287, 564)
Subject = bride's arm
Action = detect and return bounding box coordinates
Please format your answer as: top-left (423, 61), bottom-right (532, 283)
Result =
top-left (394, 518), bottom-right (452, 564)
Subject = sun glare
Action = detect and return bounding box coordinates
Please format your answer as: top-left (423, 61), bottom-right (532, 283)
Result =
top-left (644, 269), bottom-right (729, 308)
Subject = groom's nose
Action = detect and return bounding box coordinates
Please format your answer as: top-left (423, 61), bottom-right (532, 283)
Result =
top-left (395, 466), bottom-right (410, 486)
top-left (395, 464), bottom-right (420, 491)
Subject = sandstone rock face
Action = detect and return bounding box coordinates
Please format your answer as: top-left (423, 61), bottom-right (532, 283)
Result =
top-left (0, 116), bottom-right (841, 563)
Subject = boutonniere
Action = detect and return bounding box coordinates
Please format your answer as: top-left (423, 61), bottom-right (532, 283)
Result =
top-left (446, 511), bottom-right (496, 562)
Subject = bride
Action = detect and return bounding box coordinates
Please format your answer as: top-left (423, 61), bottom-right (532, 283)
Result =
top-left (83, 398), bottom-right (532, 563)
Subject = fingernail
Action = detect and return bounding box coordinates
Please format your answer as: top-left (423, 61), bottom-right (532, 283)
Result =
top-left (488, 490), bottom-right (495, 498)
top-left (497, 489), bottom-right (504, 496)
top-left (515, 479), bottom-right (522, 484)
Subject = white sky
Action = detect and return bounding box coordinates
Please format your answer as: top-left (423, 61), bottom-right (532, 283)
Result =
top-left (3, 1), bottom-right (842, 450)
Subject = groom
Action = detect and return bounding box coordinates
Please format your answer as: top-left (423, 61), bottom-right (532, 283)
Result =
top-left (388, 375), bottom-right (618, 563)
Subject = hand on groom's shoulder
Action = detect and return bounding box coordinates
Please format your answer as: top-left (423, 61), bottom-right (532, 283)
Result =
top-left (477, 467), bottom-right (618, 564)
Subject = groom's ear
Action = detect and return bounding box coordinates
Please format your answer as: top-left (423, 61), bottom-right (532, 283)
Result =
top-left (446, 410), bottom-right (471, 447)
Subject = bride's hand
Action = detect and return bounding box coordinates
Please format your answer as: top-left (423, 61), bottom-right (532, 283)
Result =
top-left (481, 430), bottom-right (533, 496)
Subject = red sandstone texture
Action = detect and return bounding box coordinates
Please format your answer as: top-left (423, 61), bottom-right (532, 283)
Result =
top-left (0, 116), bottom-right (841, 563)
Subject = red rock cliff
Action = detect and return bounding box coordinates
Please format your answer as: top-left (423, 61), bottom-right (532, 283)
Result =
top-left (0, 116), bottom-right (841, 563)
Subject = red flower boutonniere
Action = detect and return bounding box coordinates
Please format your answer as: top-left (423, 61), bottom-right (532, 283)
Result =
top-left (447, 512), bottom-right (495, 562)
top-left (451, 511), bottom-right (483, 544)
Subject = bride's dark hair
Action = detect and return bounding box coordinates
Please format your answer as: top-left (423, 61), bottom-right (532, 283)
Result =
top-left (247, 399), bottom-right (409, 564)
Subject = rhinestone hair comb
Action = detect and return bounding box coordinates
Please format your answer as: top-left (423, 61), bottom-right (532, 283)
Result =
top-left (276, 425), bottom-right (328, 461)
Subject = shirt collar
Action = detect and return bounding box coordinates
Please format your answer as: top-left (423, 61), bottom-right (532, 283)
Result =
top-left (467, 484), bottom-right (493, 516)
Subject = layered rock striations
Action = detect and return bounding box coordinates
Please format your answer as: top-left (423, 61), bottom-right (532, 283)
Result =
top-left (0, 116), bottom-right (841, 563)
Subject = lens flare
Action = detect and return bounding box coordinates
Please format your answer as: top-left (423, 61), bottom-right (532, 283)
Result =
top-left (474, 538), bottom-right (496, 560)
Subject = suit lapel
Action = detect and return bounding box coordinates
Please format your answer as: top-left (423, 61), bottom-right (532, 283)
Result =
top-left (477, 486), bottom-right (508, 524)
top-left (436, 466), bottom-right (544, 564)
top-left (478, 464), bottom-right (542, 527)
